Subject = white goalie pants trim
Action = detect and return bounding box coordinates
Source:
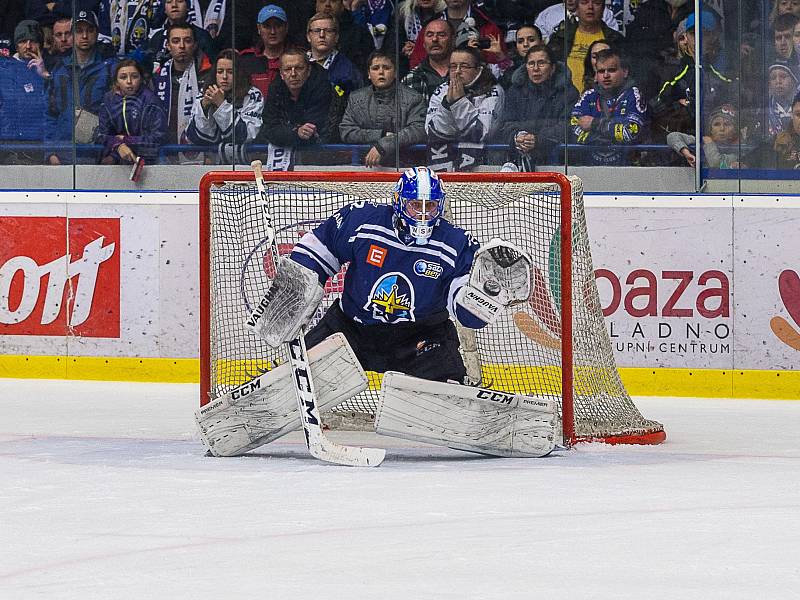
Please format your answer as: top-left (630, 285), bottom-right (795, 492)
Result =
top-left (375, 372), bottom-right (558, 458)
top-left (195, 333), bottom-right (367, 456)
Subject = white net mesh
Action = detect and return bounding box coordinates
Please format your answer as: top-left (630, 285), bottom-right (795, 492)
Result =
top-left (203, 174), bottom-right (664, 444)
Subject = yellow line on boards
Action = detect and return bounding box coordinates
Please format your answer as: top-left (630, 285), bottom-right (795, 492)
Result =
top-left (0, 356), bottom-right (797, 399)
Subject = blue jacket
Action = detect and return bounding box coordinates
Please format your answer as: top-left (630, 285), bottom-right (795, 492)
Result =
top-left (95, 86), bottom-right (167, 162)
top-left (570, 81), bottom-right (649, 166)
top-left (0, 58), bottom-right (46, 141)
top-left (45, 51), bottom-right (118, 147)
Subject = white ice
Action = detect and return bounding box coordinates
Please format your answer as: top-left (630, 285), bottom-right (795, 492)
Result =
top-left (1, 379), bottom-right (799, 600)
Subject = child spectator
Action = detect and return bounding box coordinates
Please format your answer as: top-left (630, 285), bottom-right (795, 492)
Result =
top-left (667, 103), bottom-right (741, 168)
top-left (186, 49), bottom-right (264, 164)
top-left (148, 0), bottom-right (217, 67)
top-left (747, 92), bottom-right (800, 169)
top-left (96, 59), bottom-right (167, 165)
top-left (339, 51), bottom-right (426, 167)
top-left (767, 63), bottom-right (799, 137)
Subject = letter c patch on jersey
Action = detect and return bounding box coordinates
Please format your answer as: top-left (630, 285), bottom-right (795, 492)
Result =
top-left (366, 244), bottom-right (387, 267)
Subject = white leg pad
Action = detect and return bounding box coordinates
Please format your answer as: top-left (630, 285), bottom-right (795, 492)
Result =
top-left (375, 372), bottom-right (557, 458)
top-left (196, 333), bottom-right (368, 457)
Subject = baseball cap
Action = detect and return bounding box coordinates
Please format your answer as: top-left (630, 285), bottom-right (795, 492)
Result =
top-left (14, 20), bottom-right (42, 45)
top-left (685, 9), bottom-right (718, 32)
top-left (258, 5), bottom-right (288, 24)
top-left (75, 10), bottom-right (99, 29)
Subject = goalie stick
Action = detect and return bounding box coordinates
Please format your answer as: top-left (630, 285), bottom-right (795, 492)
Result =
top-left (249, 160), bottom-right (385, 467)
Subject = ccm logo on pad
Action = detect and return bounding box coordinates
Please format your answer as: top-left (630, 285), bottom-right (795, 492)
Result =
top-left (0, 217), bottom-right (120, 337)
top-left (366, 245), bottom-right (387, 267)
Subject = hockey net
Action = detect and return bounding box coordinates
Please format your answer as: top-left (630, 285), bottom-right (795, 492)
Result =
top-left (199, 171), bottom-right (665, 447)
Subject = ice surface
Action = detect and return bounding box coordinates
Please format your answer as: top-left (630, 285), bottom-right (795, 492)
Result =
top-left (1, 379), bottom-right (799, 599)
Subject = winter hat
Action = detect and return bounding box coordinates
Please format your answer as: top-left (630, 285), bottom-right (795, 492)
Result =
top-left (707, 103), bottom-right (737, 126)
top-left (14, 20), bottom-right (42, 46)
top-left (455, 21), bottom-right (480, 49)
top-left (769, 62), bottom-right (799, 84)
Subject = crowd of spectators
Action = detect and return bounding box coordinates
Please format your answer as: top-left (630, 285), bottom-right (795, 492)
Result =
top-left (0, 0), bottom-right (798, 172)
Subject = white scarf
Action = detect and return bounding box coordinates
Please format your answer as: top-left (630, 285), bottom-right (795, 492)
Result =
top-left (308, 49), bottom-right (338, 71)
top-left (177, 63), bottom-right (202, 164)
top-left (110, 0), bottom-right (153, 54)
top-left (186, 0), bottom-right (227, 37)
top-left (404, 10), bottom-right (422, 42)
top-left (266, 144), bottom-right (293, 171)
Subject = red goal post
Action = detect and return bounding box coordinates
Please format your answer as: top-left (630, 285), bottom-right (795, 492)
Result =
top-left (199, 170), bottom-right (666, 447)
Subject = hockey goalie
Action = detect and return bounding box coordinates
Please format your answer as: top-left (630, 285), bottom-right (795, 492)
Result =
top-left (197, 167), bottom-right (558, 459)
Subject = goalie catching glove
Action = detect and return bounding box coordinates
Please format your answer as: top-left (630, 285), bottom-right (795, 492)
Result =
top-left (245, 258), bottom-right (324, 347)
top-left (456, 238), bottom-right (532, 324)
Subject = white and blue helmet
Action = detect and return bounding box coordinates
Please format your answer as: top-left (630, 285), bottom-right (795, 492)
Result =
top-left (393, 167), bottom-right (445, 245)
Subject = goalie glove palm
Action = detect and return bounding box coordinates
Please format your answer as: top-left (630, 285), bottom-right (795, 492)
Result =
top-left (470, 238), bottom-right (532, 307)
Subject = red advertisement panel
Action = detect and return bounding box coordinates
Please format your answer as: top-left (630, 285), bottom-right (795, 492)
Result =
top-left (0, 217), bottom-right (120, 337)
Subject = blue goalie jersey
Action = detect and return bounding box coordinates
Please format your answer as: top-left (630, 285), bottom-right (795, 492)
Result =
top-left (290, 202), bottom-right (482, 326)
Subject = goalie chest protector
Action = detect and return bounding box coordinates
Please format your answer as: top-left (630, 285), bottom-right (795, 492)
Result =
top-left (291, 203), bottom-right (480, 325)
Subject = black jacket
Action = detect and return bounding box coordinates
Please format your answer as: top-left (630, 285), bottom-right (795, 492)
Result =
top-left (259, 64), bottom-right (334, 148)
top-left (497, 60), bottom-right (579, 164)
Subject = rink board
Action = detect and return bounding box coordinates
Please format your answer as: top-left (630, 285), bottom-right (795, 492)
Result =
top-left (0, 190), bottom-right (798, 399)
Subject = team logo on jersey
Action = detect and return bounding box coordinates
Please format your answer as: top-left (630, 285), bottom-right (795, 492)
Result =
top-left (413, 259), bottom-right (443, 279)
top-left (366, 244), bottom-right (387, 267)
top-left (364, 272), bottom-right (415, 323)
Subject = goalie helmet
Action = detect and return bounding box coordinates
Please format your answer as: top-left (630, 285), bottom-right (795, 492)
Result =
top-left (393, 167), bottom-right (445, 245)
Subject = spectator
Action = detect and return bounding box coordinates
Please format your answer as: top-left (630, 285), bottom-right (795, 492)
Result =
top-left (339, 51), bottom-right (426, 167)
top-left (401, 17), bottom-right (453, 103)
top-left (425, 46), bottom-right (504, 171)
top-left (408, 0), bottom-right (508, 69)
top-left (26, 0), bottom-right (98, 25)
top-left (769, 0), bottom-right (800, 27)
top-left (570, 47), bottom-right (648, 165)
top-left (148, 0), bottom-right (217, 69)
top-left (0, 46), bottom-right (47, 164)
top-left (258, 49), bottom-right (334, 170)
top-left (649, 11), bottom-right (733, 141)
top-left (497, 44), bottom-right (579, 169)
top-left (384, 0), bottom-right (446, 76)
top-left (45, 11), bottom-right (118, 165)
top-left (747, 92), bottom-right (800, 169)
top-left (44, 16), bottom-right (73, 76)
top-left (306, 12), bottom-right (364, 93)
top-left (499, 24), bottom-right (543, 89)
top-left (767, 63), bottom-right (799, 137)
top-left (10, 20), bottom-right (49, 80)
top-left (771, 13), bottom-right (800, 80)
top-left (535, 0), bottom-right (619, 44)
top-left (95, 59), bottom-right (167, 165)
top-left (622, 0), bottom-right (692, 100)
top-left (240, 4), bottom-right (290, 100)
top-left (316, 0), bottom-right (375, 73)
top-left (667, 103), bottom-right (741, 168)
top-left (581, 39), bottom-right (611, 91)
top-left (548, 0), bottom-right (624, 94)
top-left (152, 23), bottom-right (210, 162)
top-left (185, 49), bottom-right (263, 164)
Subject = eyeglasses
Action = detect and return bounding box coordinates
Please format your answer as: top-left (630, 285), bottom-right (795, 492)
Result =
top-left (308, 27), bottom-right (337, 35)
top-left (449, 63), bottom-right (478, 71)
top-left (526, 60), bottom-right (551, 69)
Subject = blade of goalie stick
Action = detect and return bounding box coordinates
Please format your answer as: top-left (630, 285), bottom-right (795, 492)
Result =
top-left (251, 160), bottom-right (386, 467)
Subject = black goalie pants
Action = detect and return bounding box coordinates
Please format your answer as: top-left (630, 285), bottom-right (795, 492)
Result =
top-left (304, 300), bottom-right (467, 383)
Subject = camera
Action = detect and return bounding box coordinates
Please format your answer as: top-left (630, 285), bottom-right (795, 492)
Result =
top-left (477, 37), bottom-right (492, 50)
